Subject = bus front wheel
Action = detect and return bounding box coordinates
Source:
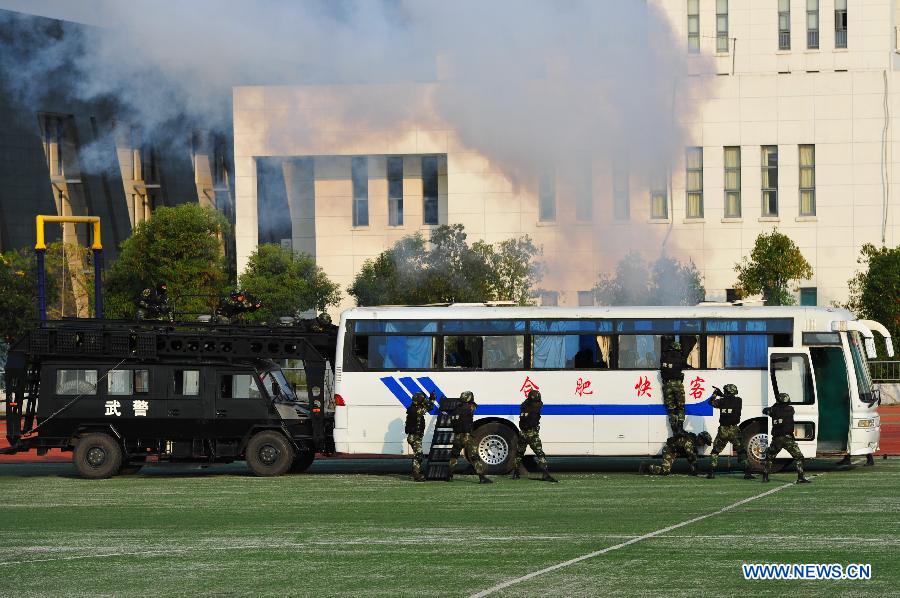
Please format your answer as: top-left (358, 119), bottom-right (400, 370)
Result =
top-left (473, 423), bottom-right (518, 474)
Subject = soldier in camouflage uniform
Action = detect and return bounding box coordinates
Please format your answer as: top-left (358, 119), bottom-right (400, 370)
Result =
top-left (449, 391), bottom-right (492, 484)
top-left (511, 389), bottom-right (558, 482)
top-left (762, 392), bottom-right (811, 484)
top-left (405, 391), bottom-right (436, 481)
top-left (707, 384), bottom-right (754, 480)
top-left (660, 336), bottom-right (689, 433)
top-left (646, 430), bottom-right (712, 475)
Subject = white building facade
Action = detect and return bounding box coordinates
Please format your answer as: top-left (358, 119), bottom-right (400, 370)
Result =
top-left (234, 0), bottom-right (900, 314)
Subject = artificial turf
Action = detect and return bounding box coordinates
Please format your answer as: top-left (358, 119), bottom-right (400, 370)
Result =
top-left (0, 457), bottom-right (897, 596)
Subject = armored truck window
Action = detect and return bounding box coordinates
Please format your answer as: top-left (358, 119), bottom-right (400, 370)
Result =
top-left (107, 369), bottom-right (133, 395)
top-left (173, 369), bottom-right (200, 396)
top-left (55, 369), bottom-right (98, 395)
top-left (220, 374), bottom-right (261, 399)
top-left (134, 369), bottom-right (150, 393)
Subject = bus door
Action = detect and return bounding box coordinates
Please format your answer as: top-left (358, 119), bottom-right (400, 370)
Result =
top-left (808, 344), bottom-right (851, 454)
top-left (768, 349), bottom-right (819, 458)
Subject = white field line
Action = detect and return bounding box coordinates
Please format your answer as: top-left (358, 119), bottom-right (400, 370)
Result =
top-left (470, 481), bottom-right (798, 598)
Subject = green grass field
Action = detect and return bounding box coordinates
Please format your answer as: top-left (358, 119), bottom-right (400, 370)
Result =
top-left (0, 457), bottom-right (898, 596)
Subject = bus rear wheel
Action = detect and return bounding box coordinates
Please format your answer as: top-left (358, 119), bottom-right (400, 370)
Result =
top-left (246, 430), bottom-right (295, 477)
top-left (73, 433), bottom-right (123, 479)
top-left (742, 422), bottom-right (768, 472)
top-left (473, 423), bottom-right (518, 475)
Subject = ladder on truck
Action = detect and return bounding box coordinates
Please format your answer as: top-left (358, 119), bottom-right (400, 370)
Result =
top-left (425, 395), bottom-right (459, 480)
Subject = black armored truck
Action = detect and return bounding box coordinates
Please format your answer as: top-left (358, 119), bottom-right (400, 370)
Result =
top-left (2, 320), bottom-right (337, 478)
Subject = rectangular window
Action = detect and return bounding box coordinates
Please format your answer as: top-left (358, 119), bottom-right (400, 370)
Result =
top-left (799, 144), bottom-right (815, 216)
top-left (539, 170), bottom-right (556, 222)
top-left (173, 370), bottom-right (200, 396)
top-left (686, 147), bottom-right (703, 218)
top-left (835, 0), bottom-right (847, 48)
top-left (800, 287), bottom-right (817, 306)
top-left (716, 0), bottom-right (729, 53)
top-left (220, 374), bottom-right (261, 399)
top-left (687, 0), bottom-right (700, 53)
top-left (706, 335), bottom-right (771, 368)
top-left (107, 370), bottom-right (133, 395)
top-left (618, 335), bottom-right (662, 369)
top-left (55, 369), bottom-right (98, 395)
top-left (388, 156), bottom-right (403, 226)
top-left (532, 335), bottom-right (612, 369)
top-left (422, 155), bottom-right (439, 225)
top-left (354, 320), bottom-right (438, 333)
top-left (779, 0), bottom-right (791, 50)
top-left (351, 156), bottom-right (368, 227)
top-left (539, 291), bottom-right (559, 306)
top-left (613, 164), bottom-right (630, 220)
top-left (725, 288), bottom-right (739, 303)
top-left (444, 320), bottom-right (526, 333)
top-left (361, 336), bottom-right (436, 369)
top-left (650, 172), bottom-right (668, 219)
top-left (134, 369), bottom-right (150, 394)
top-left (444, 336), bottom-right (524, 370)
top-left (724, 146), bottom-right (741, 218)
top-left (576, 163), bottom-right (593, 222)
top-left (807, 0), bottom-right (819, 49)
top-left (761, 145), bottom-right (778, 216)
top-left (577, 290), bottom-right (595, 306)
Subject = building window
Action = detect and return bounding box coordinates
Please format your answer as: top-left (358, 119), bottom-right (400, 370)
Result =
top-left (761, 145), bottom-right (778, 216)
top-left (577, 291), bottom-right (595, 307)
top-left (799, 145), bottom-right (816, 216)
top-left (685, 147), bottom-right (703, 218)
top-left (724, 146), bottom-right (741, 218)
top-left (540, 291), bottom-right (559, 307)
top-left (539, 169), bottom-right (556, 222)
top-left (725, 288), bottom-right (739, 303)
top-left (800, 287), bottom-right (817, 306)
top-left (807, 0), bottom-right (819, 49)
top-left (687, 0), bottom-right (700, 53)
top-left (387, 156), bottom-right (403, 226)
top-left (716, 0), bottom-right (729, 53)
top-left (613, 163), bottom-right (629, 220)
top-left (650, 172), bottom-right (668, 219)
top-left (422, 155), bottom-right (439, 225)
top-left (779, 0), bottom-right (791, 50)
top-left (576, 163), bottom-right (593, 222)
top-left (835, 0), bottom-right (847, 48)
top-left (212, 133), bottom-right (229, 188)
top-left (351, 156), bottom-right (368, 227)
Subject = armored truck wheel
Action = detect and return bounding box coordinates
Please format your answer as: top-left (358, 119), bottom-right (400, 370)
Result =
top-left (246, 430), bottom-right (295, 476)
top-left (73, 433), bottom-right (123, 479)
top-left (290, 449), bottom-right (315, 473)
top-left (473, 422), bottom-right (518, 475)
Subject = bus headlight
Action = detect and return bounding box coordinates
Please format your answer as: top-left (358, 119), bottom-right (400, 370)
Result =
top-left (856, 419), bottom-right (876, 428)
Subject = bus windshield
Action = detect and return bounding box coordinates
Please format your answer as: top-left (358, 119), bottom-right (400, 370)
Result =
top-left (260, 369), bottom-right (297, 403)
top-left (848, 332), bottom-right (875, 403)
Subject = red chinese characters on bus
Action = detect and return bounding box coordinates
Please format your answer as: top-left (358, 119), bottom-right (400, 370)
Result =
top-left (634, 376), bottom-right (652, 398)
top-left (520, 376), bottom-right (540, 398)
top-left (689, 376), bottom-right (706, 400)
top-left (575, 377), bottom-right (593, 397)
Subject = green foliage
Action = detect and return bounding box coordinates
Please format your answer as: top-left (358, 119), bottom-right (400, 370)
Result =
top-left (734, 229), bottom-right (812, 306)
top-left (845, 243), bottom-right (899, 356)
top-left (0, 250), bottom-right (37, 344)
top-left (238, 244), bottom-right (340, 322)
top-left (104, 204), bottom-right (229, 319)
top-left (348, 224), bottom-right (542, 306)
top-left (593, 251), bottom-right (705, 306)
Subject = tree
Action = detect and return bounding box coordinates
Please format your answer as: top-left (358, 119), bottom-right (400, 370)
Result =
top-left (845, 243), bottom-right (900, 355)
top-left (348, 224), bottom-right (542, 306)
top-left (104, 204), bottom-right (229, 319)
top-left (734, 229), bottom-right (812, 306)
top-left (238, 243), bottom-right (340, 322)
top-left (592, 251), bottom-right (704, 306)
top-left (0, 250), bottom-right (37, 344)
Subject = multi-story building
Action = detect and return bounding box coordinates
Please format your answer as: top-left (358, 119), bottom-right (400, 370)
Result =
top-left (233, 0), bottom-right (899, 315)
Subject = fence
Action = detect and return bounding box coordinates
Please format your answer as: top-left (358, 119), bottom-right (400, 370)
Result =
top-left (870, 361), bottom-right (900, 383)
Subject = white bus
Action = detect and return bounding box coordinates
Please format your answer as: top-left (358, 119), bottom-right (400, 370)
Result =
top-left (333, 305), bottom-right (893, 472)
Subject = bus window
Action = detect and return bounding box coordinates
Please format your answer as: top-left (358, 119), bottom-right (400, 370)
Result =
top-left (706, 335), bottom-right (770, 368)
top-left (532, 335), bottom-right (610, 369)
top-left (445, 335), bottom-right (524, 369)
top-left (618, 335), bottom-right (660, 369)
top-left (771, 354), bottom-right (815, 404)
top-left (848, 331), bottom-right (875, 403)
top-left (364, 336), bottom-right (435, 369)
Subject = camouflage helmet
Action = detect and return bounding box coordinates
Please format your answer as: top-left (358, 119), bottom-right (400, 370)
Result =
top-left (697, 431), bottom-right (713, 446)
top-left (723, 384), bottom-right (738, 396)
top-left (460, 391), bottom-right (475, 403)
top-left (411, 391), bottom-right (426, 404)
top-left (777, 392), bottom-right (791, 404)
top-left (527, 389), bottom-right (542, 402)
top-left (671, 341), bottom-right (681, 351)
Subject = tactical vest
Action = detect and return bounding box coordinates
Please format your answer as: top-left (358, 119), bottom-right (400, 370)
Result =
top-left (769, 402), bottom-right (795, 437)
top-left (519, 398), bottom-right (542, 430)
top-left (405, 402), bottom-right (425, 435)
top-left (660, 348), bottom-right (685, 382)
top-left (454, 402), bottom-right (475, 433)
top-left (717, 394), bottom-right (742, 426)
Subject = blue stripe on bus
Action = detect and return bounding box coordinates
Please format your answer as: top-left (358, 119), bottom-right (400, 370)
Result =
top-left (398, 376), bottom-right (427, 398)
top-left (380, 376), bottom-right (412, 408)
top-left (415, 377), bottom-right (446, 415)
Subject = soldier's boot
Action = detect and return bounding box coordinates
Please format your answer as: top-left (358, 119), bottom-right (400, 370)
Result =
top-left (540, 467), bottom-right (558, 483)
top-left (836, 454), bottom-right (851, 466)
top-left (743, 470), bottom-right (756, 480)
top-left (688, 468), bottom-right (698, 477)
top-left (412, 473), bottom-right (425, 482)
top-left (796, 473), bottom-right (811, 484)
top-left (706, 469), bottom-right (715, 479)
top-left (761, 470), bottom-right (769, 483)
top-left (478, 474), bottom-right (493, 484)
top-left (866, 454), bottom-right (875, 466)
top-left (510, 468), bottom-right (521, 480)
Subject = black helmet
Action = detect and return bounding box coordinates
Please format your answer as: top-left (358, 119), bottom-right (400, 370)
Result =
top-left (411, 391), bottom-right (426, 404)
top-left (697, 431), bottom-right (712, 446)
top-left (723, 384), bottom-right (738, 396)
top-left (460, 391), bottom-right (475, 403)
top-left (777, 392), bottom-right (791, 404)
top-left (527, 389), bottom-right (541, 401)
